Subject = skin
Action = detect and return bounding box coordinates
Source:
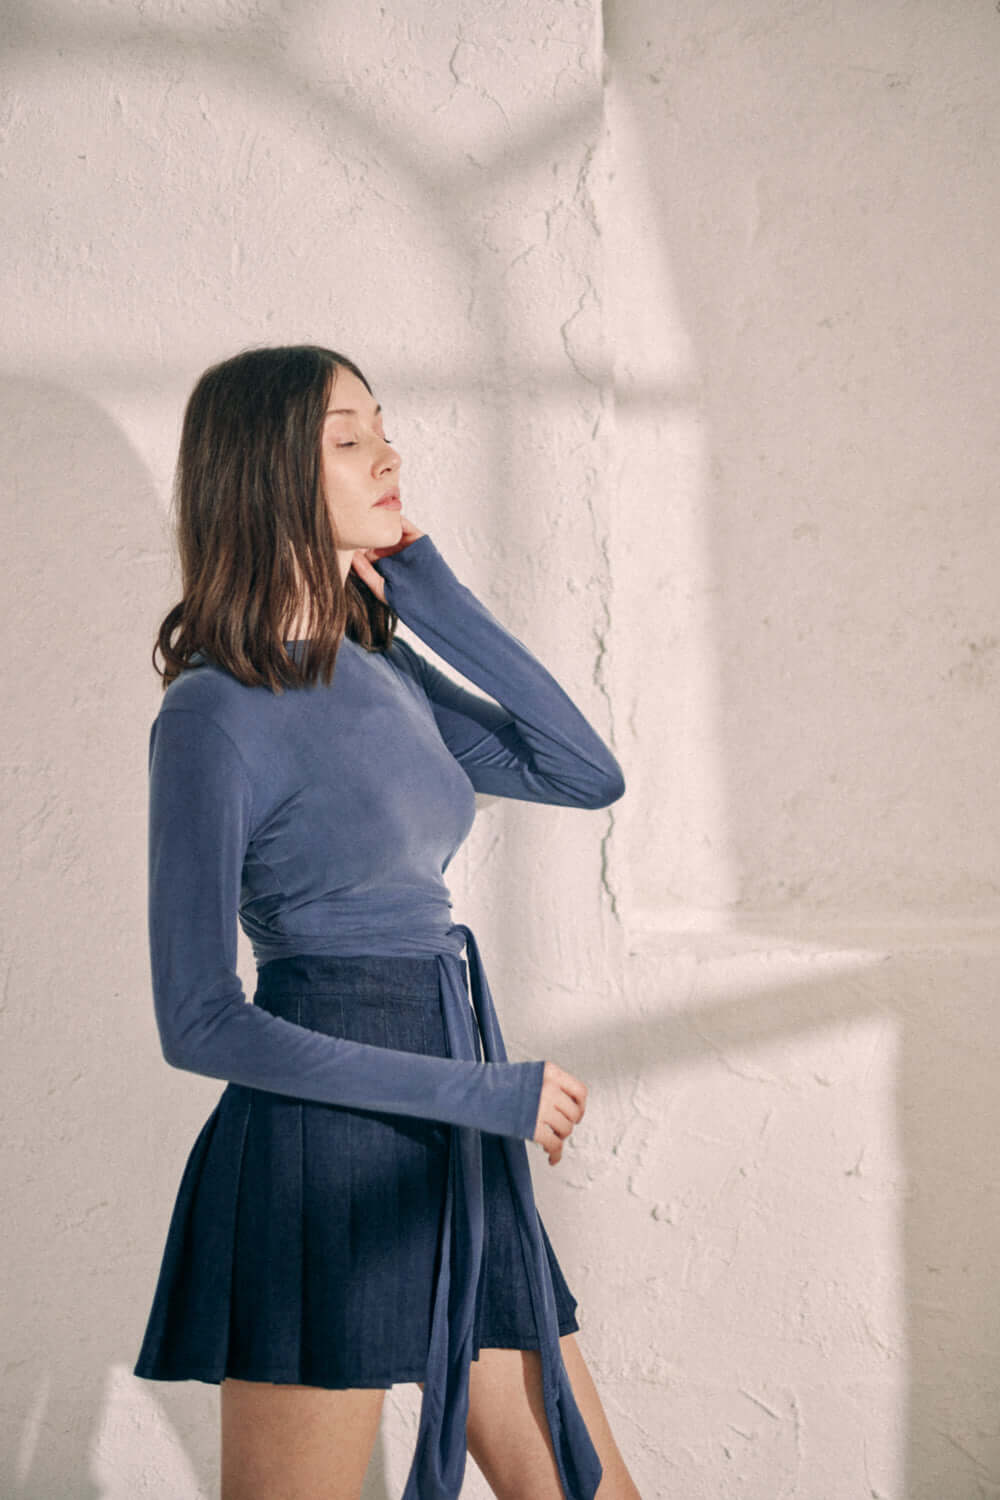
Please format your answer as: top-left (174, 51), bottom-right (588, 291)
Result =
top-left (284, 363), bottom-right (411, 624)
top-left (289, 371), bottom-right (587, 1168)
top-left (224, 366), bottom-right (642, 1499)
top-left (222, 1334), bottom-right (641, 1499)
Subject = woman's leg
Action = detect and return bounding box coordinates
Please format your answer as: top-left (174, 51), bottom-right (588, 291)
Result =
top-left (419, 1332), bottom-right (641, 1500)
top-left (220, 1377), bottom-right (386, 1500)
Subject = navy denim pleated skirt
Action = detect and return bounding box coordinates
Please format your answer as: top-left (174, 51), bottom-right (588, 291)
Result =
top-left (133, 952), bottom-right (579, 1390)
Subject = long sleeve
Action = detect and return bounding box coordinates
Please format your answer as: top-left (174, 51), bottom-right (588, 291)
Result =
top-left (377, 534), bottom-right (626, 808)
top-left (146, 708), bottom-right (544, 1139)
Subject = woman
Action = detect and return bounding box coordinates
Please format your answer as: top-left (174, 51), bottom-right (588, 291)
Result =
top-left (132, 345), bottom-right (638, 1500)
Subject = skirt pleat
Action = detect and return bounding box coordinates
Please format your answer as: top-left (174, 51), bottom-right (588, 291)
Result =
top-left (132, 1080), bottom-right (254, 1382)
top-left (133, 953), bottom-right (579, 1390)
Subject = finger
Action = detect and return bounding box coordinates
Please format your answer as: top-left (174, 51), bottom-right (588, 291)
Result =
top-left (398, 515), bottom-right (424, 544)
top-left (550, 1103), bottom-right (577, 1133)
top-left (351, 552), bottom-right (386, 599)
top-left (562, 1080), bottom-right (588, 1113)
top-left (555, 1091), bottom-right (583, 1124)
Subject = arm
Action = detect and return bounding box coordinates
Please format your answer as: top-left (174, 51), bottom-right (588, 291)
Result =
top-left (146, 708), bottom-right (544, 1139)
top-left (376, 534), bottom-right (626, 807)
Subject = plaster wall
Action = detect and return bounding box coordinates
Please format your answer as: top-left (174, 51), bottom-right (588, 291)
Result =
top-left (2, 4), bottom-right (616, 1497)
top-left (603, 4), bottom-right (1000, 1497)
top-left (1, 2), bottom-right (998, 1498)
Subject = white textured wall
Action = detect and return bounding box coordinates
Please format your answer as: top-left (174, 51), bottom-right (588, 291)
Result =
top-left (603, 4), bottom-right (1000, 1499)
top-left (2, 2), bottom-right (998, 1497)
top-left (1, 3), bottom-right (617, 1498)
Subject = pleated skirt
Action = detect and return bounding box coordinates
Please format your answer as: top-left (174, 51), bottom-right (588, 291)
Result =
top-left (133, 952), bottom-right (580, 1389)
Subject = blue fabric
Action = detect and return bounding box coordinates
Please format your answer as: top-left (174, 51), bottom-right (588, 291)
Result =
top-left (133, 954), bottom-right (581, 1389)
top-left (139, 532), bottom-right (625, 1499)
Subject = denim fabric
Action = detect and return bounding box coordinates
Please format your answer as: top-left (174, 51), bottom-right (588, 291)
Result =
top-left (133, 952), bottom-right (578, 1390)
top-left (137, 528), bottom-right (621, 1498)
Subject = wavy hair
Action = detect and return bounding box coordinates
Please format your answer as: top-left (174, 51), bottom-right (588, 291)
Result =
top-left (152, 344), bottom-right (398, 693)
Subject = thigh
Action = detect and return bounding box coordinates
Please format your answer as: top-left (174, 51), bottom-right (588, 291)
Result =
top-left (220, 1377), bottom-right (386, 1500)
top-left (419, 1333), bottom-right (640, 1500)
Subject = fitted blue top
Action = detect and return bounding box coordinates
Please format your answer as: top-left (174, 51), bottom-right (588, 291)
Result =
top-left (145, 532), bottom-right (626, 1499)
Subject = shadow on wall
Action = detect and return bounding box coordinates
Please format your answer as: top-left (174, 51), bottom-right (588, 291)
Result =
top-left (0, 377), bottom-right (405, 1499)
top-left (605, 0), bottom-right (1000, 923)
top-left (603, 2), bottom-right (1000, 1496)
top-left (10, 4), bottom-right (998, 1498)
top-left (0, 9), bottom-right (615, 1497)
top-left (0, 376), bottom-right (165, 1497)
top-left (580, 935), bottom-right (1000, 1497)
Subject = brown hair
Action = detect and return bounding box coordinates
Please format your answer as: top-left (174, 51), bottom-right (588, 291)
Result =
top-left (152, 344), bottom-right (398, 693)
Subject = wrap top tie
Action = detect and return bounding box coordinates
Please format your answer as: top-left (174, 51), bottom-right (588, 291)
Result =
top-left (402, 924), bottom-right (603, 1500)
top-left (136, 531), bottom-right (625, 1499)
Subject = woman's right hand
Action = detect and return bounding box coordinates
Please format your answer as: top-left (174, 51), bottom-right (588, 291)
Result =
top-left (532, 1061), bottom-right (588, 1166)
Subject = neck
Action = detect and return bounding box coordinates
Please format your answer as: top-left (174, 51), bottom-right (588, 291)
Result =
top-left (285, 547), bottom-right (355, 637)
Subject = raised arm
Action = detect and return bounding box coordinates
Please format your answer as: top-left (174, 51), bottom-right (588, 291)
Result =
top-left (145, 707), bottom-right (544, 1138)
top-left (377, 534), bottom-right (626, 808)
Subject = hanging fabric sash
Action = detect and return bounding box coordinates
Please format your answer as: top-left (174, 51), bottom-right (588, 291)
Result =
top-left (401, 922), bottom-right (604, 1500)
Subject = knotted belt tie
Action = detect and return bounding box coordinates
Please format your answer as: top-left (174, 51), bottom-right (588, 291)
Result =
top-left (401, 921), bottom-right (603, 1500)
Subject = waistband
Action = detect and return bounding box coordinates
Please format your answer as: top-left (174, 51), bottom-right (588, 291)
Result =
top-left (254, 950), bottom-right (468, 1004)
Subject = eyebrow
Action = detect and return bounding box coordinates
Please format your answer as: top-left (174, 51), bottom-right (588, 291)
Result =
top-left (325, 404), bottom-right (382, 417)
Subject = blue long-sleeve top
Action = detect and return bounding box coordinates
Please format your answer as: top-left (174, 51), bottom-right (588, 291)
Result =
top-left (144, 531), bottom-right (625, 1500)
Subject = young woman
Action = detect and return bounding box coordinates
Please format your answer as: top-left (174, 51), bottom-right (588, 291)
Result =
top-left (132, 345), bottom-right (639, 1500)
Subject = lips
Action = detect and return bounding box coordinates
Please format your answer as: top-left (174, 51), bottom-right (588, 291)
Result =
top-left (375, 490), bottom-right (401, 508)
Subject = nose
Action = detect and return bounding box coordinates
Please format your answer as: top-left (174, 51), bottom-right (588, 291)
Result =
top-left (375, 440), bottom-right (400, 476)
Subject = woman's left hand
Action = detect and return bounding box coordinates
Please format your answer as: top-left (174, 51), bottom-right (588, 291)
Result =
top-left (349, 513), bottom-right (425, 604)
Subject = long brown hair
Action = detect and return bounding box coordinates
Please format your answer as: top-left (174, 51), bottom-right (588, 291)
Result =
top-left (152, 344), bottom-right (398, 693)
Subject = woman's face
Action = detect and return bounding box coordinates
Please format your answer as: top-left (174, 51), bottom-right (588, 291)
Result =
top-left (320, 365), bottom-right (402, 572)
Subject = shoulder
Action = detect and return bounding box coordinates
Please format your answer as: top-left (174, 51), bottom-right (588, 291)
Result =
top-left (153, 661), bottom-right (263, 773)
top-left (160, 658), bottom-right (257, 723)
top-left (160, 655), bottom-right (252, 715)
